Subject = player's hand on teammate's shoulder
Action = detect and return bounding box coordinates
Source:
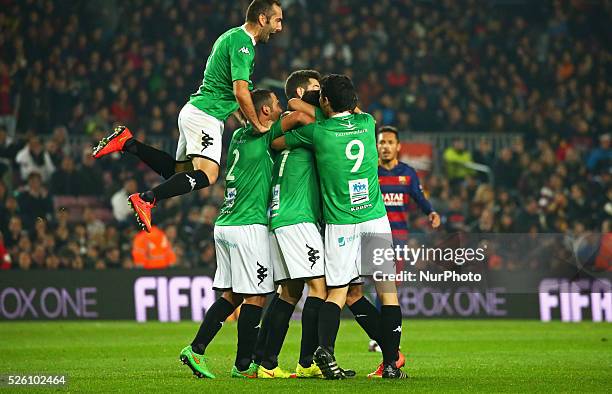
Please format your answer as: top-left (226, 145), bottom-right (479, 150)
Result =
top-left (429, 211), bottom-right (441, 229)
top-left (253, 120), bottom-right (272, 134)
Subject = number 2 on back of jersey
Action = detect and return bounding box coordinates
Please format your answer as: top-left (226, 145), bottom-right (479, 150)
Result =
top-left (346, 140), bottom-right (364, 172)
top-left (226, 149), bottom-right (239, 181)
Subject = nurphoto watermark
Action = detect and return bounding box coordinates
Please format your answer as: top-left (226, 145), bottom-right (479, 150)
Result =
top-left (361, 232), bottom-right (610, 294)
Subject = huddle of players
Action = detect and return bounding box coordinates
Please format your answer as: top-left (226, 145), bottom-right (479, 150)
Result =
top-left (90, 0), bottom-right (408, 381)
top-left (181, 70), bottom-right (408, 380)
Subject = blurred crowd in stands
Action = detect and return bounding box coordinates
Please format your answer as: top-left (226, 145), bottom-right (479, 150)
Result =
top-left (0, 0), bottom-right (610, 270)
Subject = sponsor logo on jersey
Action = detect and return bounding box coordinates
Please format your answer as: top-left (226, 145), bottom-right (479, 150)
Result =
top-left (225, 187), bottom-right (237, 207)
top-left (270, 184), bottom-right (280, 212)
top-left (383, 193), bottom-right (404, 207)
top-left (239, 47), bottom-right (250, 54)
top-left (349, 178), bottom-right (369, 205)
top-left (256, 262), bottom-right (268, 286)
top-left (350, 203), bottom-right (373, 212)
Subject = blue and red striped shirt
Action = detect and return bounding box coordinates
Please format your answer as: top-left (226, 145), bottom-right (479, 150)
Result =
top-left (378, 162), bottom-right (433, 243)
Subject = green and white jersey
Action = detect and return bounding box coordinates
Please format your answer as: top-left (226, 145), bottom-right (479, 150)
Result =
top-left (189, 26), bottom-right (256, 121)
top-left (284, 112), bottom-right (387, 225)
top-left (269, 148), bottom-right (321, 230)
top-left (269, 109), bottom-right (326, 230)
top-left (216, 124), bottom-right (282, 226)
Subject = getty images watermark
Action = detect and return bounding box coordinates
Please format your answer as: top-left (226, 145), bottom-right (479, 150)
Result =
top-left (371, 243), bottom-right (487, 283)
top-left (362, 232), bottom-right (609, 291)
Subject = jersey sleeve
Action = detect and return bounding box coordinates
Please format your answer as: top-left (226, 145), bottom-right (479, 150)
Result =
top-left (229, 38), bottom-right (255, 82)
top-left (266, 119), bottom-right (284, 143)
top-left (285, 123), bottom-right (315, 149)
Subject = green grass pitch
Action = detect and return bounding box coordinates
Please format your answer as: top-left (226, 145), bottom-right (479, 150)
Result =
top-left (1, 320), bottom-right (610, 392)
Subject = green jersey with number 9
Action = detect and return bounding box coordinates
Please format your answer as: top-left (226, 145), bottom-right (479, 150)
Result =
top-left (216, 124), bottom-right (281, 226)
top-left (284, 112), bottom-right (387, 224)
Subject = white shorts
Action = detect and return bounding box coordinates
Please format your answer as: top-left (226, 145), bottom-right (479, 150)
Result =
top-left (213, 224), bottom-right (274, 294)
top-left (270, 223), bottom-right (325, 283)
top-left (176, 103), bottom-right (224, 165)
top-left (324, 216), bottom-right (394, 287)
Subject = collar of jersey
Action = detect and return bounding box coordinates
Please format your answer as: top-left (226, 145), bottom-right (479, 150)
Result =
top-left (241, 25), bottom-right (257, 46)
top-left (331, 111), bottom-right (352, 118)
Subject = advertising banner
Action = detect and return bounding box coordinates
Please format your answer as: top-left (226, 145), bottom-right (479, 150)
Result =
top-left (0, 269), bottom-right (216, 322)
top-left (2, 232), bottom-right (611, 323)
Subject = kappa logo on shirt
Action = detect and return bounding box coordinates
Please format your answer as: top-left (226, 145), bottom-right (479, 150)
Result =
top-left (239, 47), bottom-right (250, 54)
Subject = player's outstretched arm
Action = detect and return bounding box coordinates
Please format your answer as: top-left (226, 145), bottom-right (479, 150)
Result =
top-left (271, 136), bottom-right (287, 151)
top-left (407, 172), bottom-right (440, 229)
top-left (288, 98), bottom-right (316, 118)
top-left (234, 80), bottom-right (268, 133)
top-left (271, 123), bottom-right (314, 151)
top-left (280, 111), bottom-right (314, 132)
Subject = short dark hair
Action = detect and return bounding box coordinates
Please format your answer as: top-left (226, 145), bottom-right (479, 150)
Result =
top-left (320, 74), bottom-right (357, 113)
top-left (285, 69), bottom-right (321, 99)
top-left (246, 0), bottom-right (281, 23)
top-left (251, 89), bottom-right (274, 112)
top-left (378, 125), bottom-right (399, 141)
top-left (301, 90), bottom-right (321, 107)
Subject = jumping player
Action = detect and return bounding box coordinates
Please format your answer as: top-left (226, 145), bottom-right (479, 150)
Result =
top-left (92, 0), bottom-right (282, 232)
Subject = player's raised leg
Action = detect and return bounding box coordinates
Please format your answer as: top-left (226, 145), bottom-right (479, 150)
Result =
top-left (127, 106), bottom-right (221, 232)
top-left (92, 125), bottom-right (187, 180)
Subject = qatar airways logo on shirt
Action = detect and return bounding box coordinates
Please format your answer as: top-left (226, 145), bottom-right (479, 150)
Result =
top-left (383, 193), bottom-right (405, 207)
